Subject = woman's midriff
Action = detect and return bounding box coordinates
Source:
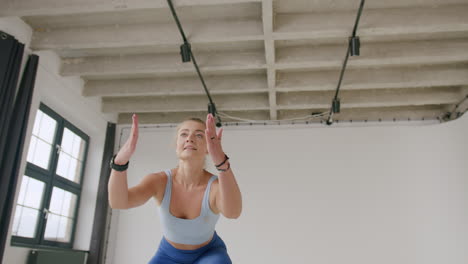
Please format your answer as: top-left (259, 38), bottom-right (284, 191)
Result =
top-left (166, 234), bottom-right (213, 250)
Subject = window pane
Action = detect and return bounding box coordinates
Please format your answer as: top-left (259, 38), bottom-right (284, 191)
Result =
top-left (37, 111), bottom-right (57, 144)
top-left (68, 158), bottom-right (79, 182)
top-left (56, 152), bottom-right (71, 179)
top-left (57, 128), bottom-right (86, 183)
top-left (61, 129), bottom-right (74, 155)
top-left (16, 176), bottom-right (45, 208)
top-left (46, 187), bottom-right (77, 242)
top-left (27, 109), bottom-right (57, 169)
top-left (62, 128), bottom-right (85, 159)
top-left (57, 217), bottom-right (73, 243)
top-left (16, 176), bottom-right (29, 205)
top-left (32, 138), bottom-right (52, 170)
top-left (12, 206), bottom-right (40, 238)
top-left (71, 135), bottom-right (85, 161)
top-left (32, 111), bottom-right (42, 136)
top-left (56, 151), bottom-right (82, 183)
top-left (44, 213), bottom-right (60, 240)
top-left (26, 136), bottom-right (37, 164)
top-left (44, 214), bottom-right (73, 243)
top-left (61, 191), bottom-right (77, 218)
top-left (49, 187), bottom-right (77, 218)
top-left (49, 188), bottom-right (65, 215)
top-left (12, 176), bottom-right (45, 239)
top-left (12, 206), bottom-right (22, 235)
top-left (22, 177), bottom-right (45, 209)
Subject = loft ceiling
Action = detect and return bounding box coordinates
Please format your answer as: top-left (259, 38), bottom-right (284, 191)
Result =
top-left (2, 0), bottom-right (468, 125)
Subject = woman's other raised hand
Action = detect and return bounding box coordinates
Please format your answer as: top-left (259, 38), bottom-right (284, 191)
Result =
top-left (115, 114), bottom-right (139, 164)
top-left (205, 113), bottom-right (225, 165)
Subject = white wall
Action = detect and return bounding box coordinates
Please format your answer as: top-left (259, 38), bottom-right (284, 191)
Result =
top-left (108, 115), bottom-right (468, 264)
top-left (1, 18), bottom-right (116, 264)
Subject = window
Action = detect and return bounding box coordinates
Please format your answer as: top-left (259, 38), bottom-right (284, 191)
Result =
top-left (11, 103), bottom-right (89, 248)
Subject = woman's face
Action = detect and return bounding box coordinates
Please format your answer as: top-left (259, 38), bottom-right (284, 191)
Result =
top-left (175, 120), bottom-right (208, 161)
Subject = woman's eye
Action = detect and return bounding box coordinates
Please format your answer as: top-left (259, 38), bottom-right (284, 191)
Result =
top-left (180, 133), bottom-right (187, 137)
top-left (196, 134), bottom-right (203, 138)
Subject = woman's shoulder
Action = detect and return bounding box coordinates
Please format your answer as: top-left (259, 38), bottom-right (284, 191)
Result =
top-left (152, 170), bottom-right (172, 183)
top-left (150, 170), bottom-right (172, 203)
top-left (207, 172), bottom-right (219, 189)
top-left (140, 170), bottom-right (170, 190)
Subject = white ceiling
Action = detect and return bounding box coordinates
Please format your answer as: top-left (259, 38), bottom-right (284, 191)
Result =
top-left (2, 0), bottom-right (468, 125)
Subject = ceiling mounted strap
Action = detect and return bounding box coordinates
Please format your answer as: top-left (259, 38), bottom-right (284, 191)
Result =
top-left (166, 0), bottom-right (223, 127)
top-left (326, 0), bottom-right (365, 125)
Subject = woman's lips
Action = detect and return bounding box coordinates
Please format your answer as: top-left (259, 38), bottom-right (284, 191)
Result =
top-left (184, 146), bottom-right (197, 150)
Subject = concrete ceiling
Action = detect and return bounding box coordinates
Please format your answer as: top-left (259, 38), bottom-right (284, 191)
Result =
top-left (2, 0), bottom-right (468, 125)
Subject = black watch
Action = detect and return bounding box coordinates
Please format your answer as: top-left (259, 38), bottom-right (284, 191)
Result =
top-left (110, 154), bottom-right (129, 171)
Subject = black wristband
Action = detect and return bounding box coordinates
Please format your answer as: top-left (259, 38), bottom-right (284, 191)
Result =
top-left (215, 154), bottom-right (229, 168)
top-left (216, 162), bottom-right (230, 172)
top-left (110, 154), bottom-right (129, 171)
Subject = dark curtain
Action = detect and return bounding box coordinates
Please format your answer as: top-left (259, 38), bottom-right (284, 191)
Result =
top-left (0, 31), bottom-right (24, 163)
top-left (0, 31), bottom-right (39, 262)
top-left (87, 123), bottom-right (115, 264)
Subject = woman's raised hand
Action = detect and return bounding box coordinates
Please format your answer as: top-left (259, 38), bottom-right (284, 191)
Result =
top-left (115, 114), bottom-right (139, 164)
top-left (205, 113), bottom-right (225, 165)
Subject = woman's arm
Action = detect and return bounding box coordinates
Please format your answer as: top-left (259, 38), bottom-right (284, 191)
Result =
top-left (108, 169), bottom-right (160, 209)
top-left (205, 114), bottom-right (242, 219)
top-left (108, 114), bottom-right (160, 209)
top-left (215, 166), bottom-right (242, 218)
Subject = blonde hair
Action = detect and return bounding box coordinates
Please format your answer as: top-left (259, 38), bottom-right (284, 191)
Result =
top-left (175, 117), bottom-right (206, 133)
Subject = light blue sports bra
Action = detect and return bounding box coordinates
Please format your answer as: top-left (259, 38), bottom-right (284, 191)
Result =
top-left (158, 169), bottom-right (220, 245)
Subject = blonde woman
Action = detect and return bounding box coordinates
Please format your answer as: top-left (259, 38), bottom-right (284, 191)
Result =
top-left (108, 113), bottom-right (242, 264)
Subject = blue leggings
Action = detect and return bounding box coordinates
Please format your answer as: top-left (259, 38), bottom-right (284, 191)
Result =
top-left (148, 232), bottom-right (232, 264)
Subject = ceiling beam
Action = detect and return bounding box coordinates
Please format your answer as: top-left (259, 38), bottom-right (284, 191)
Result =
top-left (276, 65), bottom-right (468, 92)
top-left (61, 50), bottom-right (266, 78)
top-left (83, 74), bottom-right (267, 96)
top-left (21, 3), bottom-right (261, 29)
top-left (118, 110), bottom-right (269, 124)
top-left (276, 39), bottom-right (468, 71)
top-left (102, 93), bottom-right (270, 113)
top-left (30, 19), bottom-right (263, 51)
top-left (1, 0), bottom-right (262, 16)
top-left (275, 0), bottom-right (468, 13)
top-left (277, 87), bottom-right (462, 109)
top-left (262, 0), bottom-right (277, 120)
top-left (274, 4), bottom-right (468, 44)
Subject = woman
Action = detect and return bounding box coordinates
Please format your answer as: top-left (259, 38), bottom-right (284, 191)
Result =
top-left (108, 113), bottom-right (242, 264)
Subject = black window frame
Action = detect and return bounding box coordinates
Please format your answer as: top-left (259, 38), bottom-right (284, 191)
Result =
top-left (11, 103), bottom-right (90, 249)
